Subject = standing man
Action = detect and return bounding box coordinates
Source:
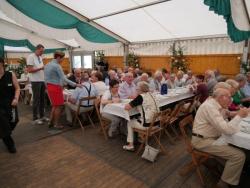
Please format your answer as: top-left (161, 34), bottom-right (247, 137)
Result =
top-left (27, 44), bottom-right (47, 124)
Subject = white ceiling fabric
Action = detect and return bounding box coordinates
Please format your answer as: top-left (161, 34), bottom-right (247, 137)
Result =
top-left (57, 0), bottom-right (227, 42)
top-left (0, 20), bottom-right (67, 49)
top-left (0, 0), bottom-right (122, 51)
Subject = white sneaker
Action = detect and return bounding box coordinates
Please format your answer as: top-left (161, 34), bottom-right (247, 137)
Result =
top-left (123, 145), bottom-right (135, 151)
top-left (34, 119), bottom-right (43, 125)
top-left (41, 117), bottom-right (50, 122)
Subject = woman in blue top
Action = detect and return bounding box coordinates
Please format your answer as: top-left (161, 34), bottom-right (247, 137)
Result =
top-left (44, 51), bottom-right (81, 129)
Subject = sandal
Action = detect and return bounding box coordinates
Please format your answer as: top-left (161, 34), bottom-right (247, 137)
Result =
top-left (123, 145), bottom-right (135, 151)
top-left (53, 125), bottom-right (64, 130)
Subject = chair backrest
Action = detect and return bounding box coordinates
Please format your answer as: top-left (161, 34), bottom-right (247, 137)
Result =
top-left (160, 108), bottom-right (172, 128)
top-left (77, 96), bottom-right (97, 113)
top-left (147, 111), bottom-right (162, 133)
top-left (171, 101), bottom-right (185, 118)
top-left (94, 98), bottom-right (102, 123)
top-left (179, 115), bottom-right (194, 153)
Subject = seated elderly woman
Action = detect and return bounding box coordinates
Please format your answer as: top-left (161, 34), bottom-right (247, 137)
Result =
top-left (166, 73), bottom-right (177, 89)
top-left (175, 70), bottom-right (185, 87)
top-left (101, 79), bottom-right (126, 137)
top-left (123, 81), bottom-right (159, 151)
top-left (149, 70), bottom-right (163, 91)
top-left (233, 74), bottom-right (250, 107)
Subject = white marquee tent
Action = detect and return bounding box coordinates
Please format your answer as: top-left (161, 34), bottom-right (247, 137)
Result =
top-left (0, 0), bottom-right (249, 56)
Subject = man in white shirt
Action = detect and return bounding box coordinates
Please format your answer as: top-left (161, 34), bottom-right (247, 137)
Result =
top-left (27, 44), bottom-right (47, 124)
top-left (192, 86), bottom-right (249, 188)
top-left (118, 72), bottom-right (137, 99)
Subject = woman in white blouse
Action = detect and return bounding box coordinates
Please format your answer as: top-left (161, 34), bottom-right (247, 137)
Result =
top-left (101, 79), bottom-right (125, 137)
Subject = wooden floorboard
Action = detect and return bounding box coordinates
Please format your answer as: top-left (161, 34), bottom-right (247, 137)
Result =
top-left (1, 103), bottom-right (249, 188)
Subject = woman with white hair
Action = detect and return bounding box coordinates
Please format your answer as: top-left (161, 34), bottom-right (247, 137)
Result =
top-left (123, 81), bottom-right (159, 151)
top-left (149, 70), bottom-right (163, 91)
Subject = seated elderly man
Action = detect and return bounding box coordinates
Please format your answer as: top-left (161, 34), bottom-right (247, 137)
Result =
top-left (192, 84), bottom-right (249, 188)
top-left (149, 70), bottom-right (163, 91)
top-left (65, 72), bottom-right (98, 123)
top-left (118, 72), bottom-right (137, 99)
top-left (205, 69), bottom-right (218, 95)
top-left (67, 68), bottom-right (82, 89)
top-left (123, 81), bottom-right (159, 151)
top-left (91, 71), bottom-right (107, 96)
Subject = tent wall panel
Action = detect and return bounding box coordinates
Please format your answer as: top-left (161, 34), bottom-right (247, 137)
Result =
top-left (105, 54), bottom-right (240, 77)
top-left (43, 58), bottom-right (71, 74)
top-left (6, 57), bottom-right (71, 74)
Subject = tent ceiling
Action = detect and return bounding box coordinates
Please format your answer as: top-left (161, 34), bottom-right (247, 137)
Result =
top-left (56, 0), bottom-right (227, 42)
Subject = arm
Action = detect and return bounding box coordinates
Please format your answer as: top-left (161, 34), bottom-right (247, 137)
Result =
top-left (204, 106), bottom-right (243, 135)
top-left (124, 95), bottom-right (143, 111)
top-left (27, 56), bottom-right (44, 73)
top-left (56, 65), bottom-right (77, 87)
top-left (11, 72), bottom-right (20, 106)
top-left (101, 91), bottom-right (113, 105)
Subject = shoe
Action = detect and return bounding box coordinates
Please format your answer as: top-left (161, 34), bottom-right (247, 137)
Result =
top-left (53, 125), bottom-right (64, 130)
top-left (108, 129), bottom-right (113, 138)
top-left (8, 146), bottom-right (17, 153)
top-left (35, 119), bottom-right (43, 125)
top-left (48, 121), bottom-right (53, 128)
top-left (123, 145), bottom-right (135, 151)
top-left (41, 117), bottom-right (50, 122)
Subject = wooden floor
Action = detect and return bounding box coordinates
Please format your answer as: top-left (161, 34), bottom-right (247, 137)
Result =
top-left (0, 104), bottom-right (248, 188)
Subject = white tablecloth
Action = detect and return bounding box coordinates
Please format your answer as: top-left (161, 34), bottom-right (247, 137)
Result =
top-left (223, 117), bottom-right (250, 150)
top-left (102, 88), bottom-right (194, 121)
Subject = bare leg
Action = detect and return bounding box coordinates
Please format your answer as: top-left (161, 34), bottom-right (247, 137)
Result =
top-left (53, 105), bottom-right (64, 128)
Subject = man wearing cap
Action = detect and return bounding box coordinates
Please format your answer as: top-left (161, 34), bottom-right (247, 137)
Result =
top-left (27, 44), bottom-right (47, 124)
top-left (44, 51), bottom-right (81, 129)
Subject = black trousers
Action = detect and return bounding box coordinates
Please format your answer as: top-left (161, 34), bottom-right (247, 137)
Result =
top-left (31, 82), bottom-right (45, 120)
top-left (2, 135), bottom-right (15, 149)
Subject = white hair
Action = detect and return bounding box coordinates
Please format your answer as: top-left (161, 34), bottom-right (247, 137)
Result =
top-left (213, 82), bottom-right (232, 91)
top-left (154, 70), bottom-right (162, 78)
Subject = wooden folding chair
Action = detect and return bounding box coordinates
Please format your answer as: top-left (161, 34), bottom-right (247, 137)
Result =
top-left (160, 108), bottom-right (175, 144)
top-left (166, 101), bottom-right (185, 138)
top-left (72, 96), bottom-right (96, 132)
top-left (179, 115), bottom-right (214, 186)
top-left (133, 112), bottom-right (167, 156)
top-left (180, 95), bottom-right (200, 117)
top-left (94, 98), bottom-right (111, 140)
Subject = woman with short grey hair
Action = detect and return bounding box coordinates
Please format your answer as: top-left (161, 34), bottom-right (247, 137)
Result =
top-left (123, 81), bottom-right (159, 151)
top-left (231, 74), bottom-right (250, 108)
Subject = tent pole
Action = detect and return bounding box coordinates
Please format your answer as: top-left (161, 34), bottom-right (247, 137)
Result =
top-left (68, 47), bottom-right (73, 74)
top-left (90, 0), bottom-right (171, 21)
top-left (241, 39), bottom-right (250, 73)
top-left (123, 44), bottom-right (129, 67)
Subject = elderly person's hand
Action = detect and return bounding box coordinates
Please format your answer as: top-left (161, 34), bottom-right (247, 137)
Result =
top-left (124, 103), bottom-right (132, 111)
top-left (76, 84), bottom-right (82, 88)
top-left (237, 107), bottom-right (249, 118)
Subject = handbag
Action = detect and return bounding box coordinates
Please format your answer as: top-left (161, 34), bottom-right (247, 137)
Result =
top-left (141, 93), bottom-right (160, 162)
top-left (141, 144), bottom-right (159, 162)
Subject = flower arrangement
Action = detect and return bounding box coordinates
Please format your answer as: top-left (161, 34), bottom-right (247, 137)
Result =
top-left (169, 42), bottom-right (189, 72)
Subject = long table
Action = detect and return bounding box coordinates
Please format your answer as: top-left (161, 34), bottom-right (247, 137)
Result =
top-left (102, 88), bottom-right (194, 121)
top-left (223, 117), bottom-right (250, 150)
